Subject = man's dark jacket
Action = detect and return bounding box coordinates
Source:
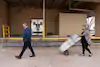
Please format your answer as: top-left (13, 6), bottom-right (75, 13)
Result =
top-left (22, 27), bottom-right (31, 42)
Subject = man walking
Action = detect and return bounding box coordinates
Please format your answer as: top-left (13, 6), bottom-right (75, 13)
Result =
top-left (15, 23), bottom-right (35, 59)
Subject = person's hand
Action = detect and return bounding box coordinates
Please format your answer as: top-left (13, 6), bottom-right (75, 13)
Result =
top-left (78, 34), bottom-right (81, 37)
top-left (67, 35), bottom-right (70, 37)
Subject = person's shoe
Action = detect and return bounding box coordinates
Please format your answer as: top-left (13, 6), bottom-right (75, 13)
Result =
top-left (80, 54), bottom-right (85, 56)
top-left (30, 55), bottom-right (35, 57)
top-left (82, 54), bottom-right (85, 56)
top-left (89, 53), bottom-right (93, 57)
top-left (15, 56), bottom-right (21, 59)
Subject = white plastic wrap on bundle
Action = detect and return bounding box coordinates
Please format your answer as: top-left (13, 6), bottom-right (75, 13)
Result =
top-left (59, 34), bottom-right (81, 52)
top-left (70, 34), bottom-right (81, 43)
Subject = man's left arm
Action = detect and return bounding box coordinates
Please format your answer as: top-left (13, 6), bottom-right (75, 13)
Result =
top-left (26, 28), bottom-right (31, 38)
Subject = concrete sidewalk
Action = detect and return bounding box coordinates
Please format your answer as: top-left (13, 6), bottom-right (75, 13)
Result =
top-left (0, 46), bottom-right (99, 67)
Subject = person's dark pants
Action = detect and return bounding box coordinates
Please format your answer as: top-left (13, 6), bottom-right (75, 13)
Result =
top-left (82, 42), bottom-right (91, 54)
top-left (19, 41), bottom-right (35, 58)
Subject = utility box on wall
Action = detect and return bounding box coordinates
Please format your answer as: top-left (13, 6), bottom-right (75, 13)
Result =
top-left (59, 13), bottom-right (86, 36)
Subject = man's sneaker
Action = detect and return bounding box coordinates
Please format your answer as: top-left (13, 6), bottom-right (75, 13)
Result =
top-left (30, 55), bottom-right (35, 57)
top-left (15, 56), bottom-right (21, 59)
